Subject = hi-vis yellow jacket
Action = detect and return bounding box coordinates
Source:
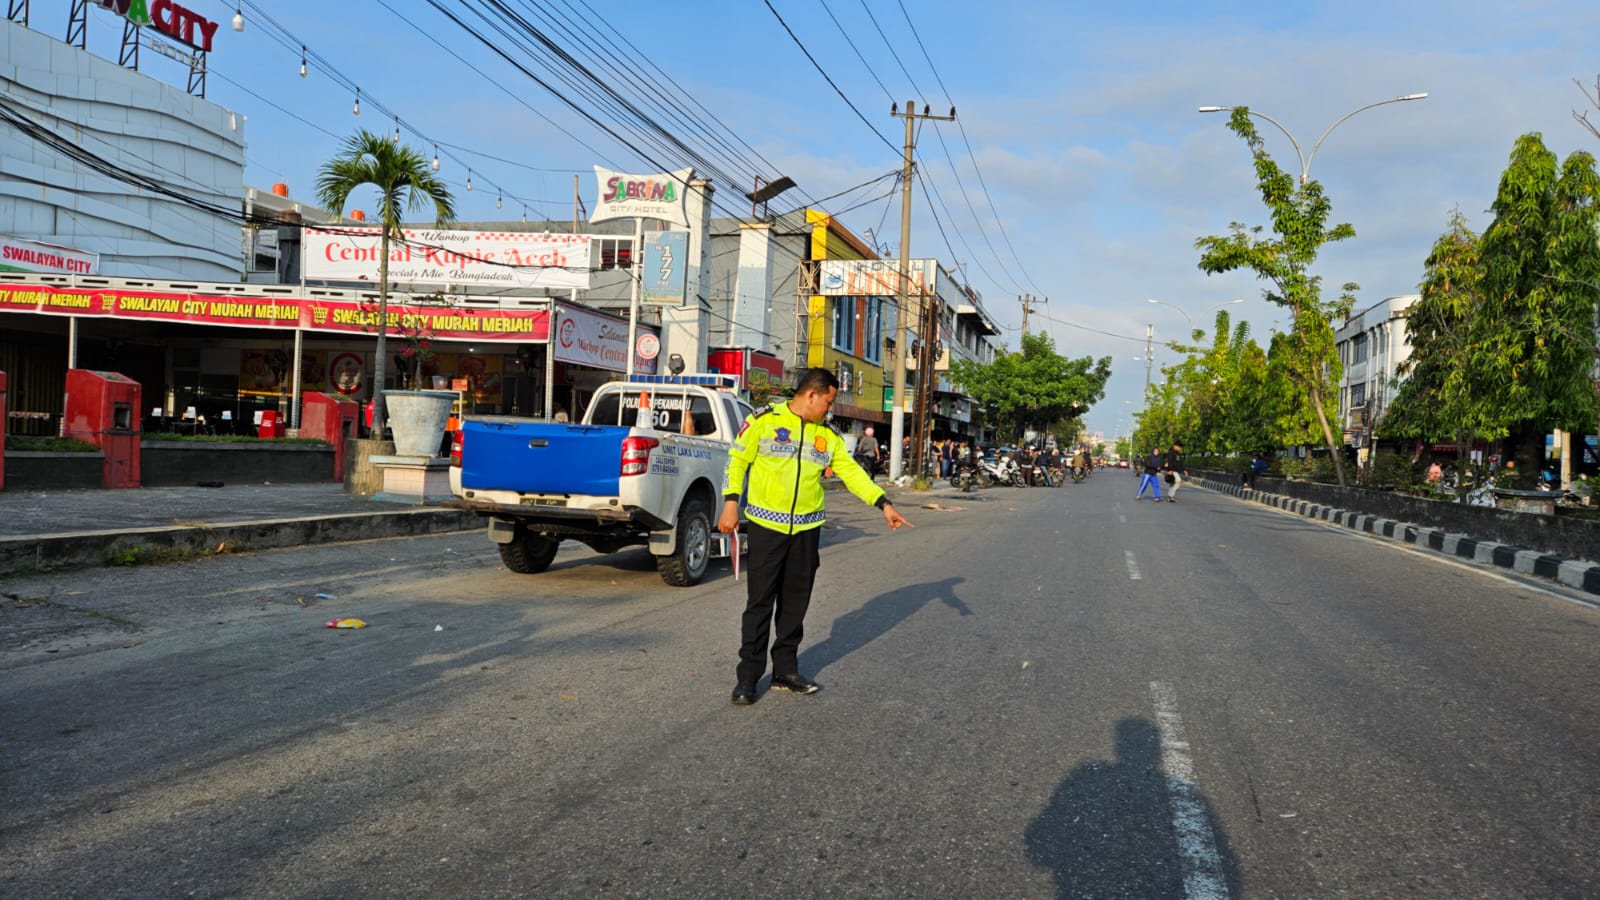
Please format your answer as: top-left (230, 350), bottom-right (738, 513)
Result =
top-left (722, 402), bottom-right (885, 535)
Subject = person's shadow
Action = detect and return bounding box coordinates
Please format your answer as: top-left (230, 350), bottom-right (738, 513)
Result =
top-left (1025, 718), bottom-right (1241, 899)
top-left (797, 576), bottom-right (970, 677)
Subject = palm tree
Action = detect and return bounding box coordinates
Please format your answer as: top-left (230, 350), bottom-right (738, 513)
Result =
top-left (315, 130), bottom-right (455, 434)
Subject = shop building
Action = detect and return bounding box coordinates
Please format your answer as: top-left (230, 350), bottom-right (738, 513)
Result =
top-left (1335, 294), bottom-right (1417, 449)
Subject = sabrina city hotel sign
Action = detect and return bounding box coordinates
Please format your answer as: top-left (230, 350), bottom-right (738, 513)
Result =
top-left (591, 167), bottom-right (692, 227)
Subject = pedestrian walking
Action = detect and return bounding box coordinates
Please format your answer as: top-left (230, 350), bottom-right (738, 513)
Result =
top-left (720, 368), bottom-right (913, 706)
top-left (854, 426), bottom-right (882, 478)
top-left (1243, 452), bottom-right (1267, 490)
top-left (1165, 442), bottom-right (1187, 503)
top-left (1136, 448), bottom-right (1165, 501)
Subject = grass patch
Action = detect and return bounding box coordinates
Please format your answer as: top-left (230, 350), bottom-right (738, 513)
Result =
top-left (142, 432), bottom-right (328, 445)
top-left (110, 540), bottom-right (247, 567)
top-left (6, 436), bottom-right (100, 452)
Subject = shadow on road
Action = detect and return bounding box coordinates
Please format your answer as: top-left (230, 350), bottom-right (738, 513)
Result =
top-left (1025, 718), bottom-right (1241, 899)
top-left (798, 576), bottom-right (970, 677)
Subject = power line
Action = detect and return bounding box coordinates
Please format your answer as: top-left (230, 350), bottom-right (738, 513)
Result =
top-left (895, 0), bottom-right (1043, 295)
top-left (856, 0), bottom-right (924, 101)
top-left (760, 0), bottom-right (899, 156)
top-left (817, 0), bottom-right (895, 103)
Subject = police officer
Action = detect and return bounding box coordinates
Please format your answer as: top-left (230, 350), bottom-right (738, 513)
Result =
top-left (719, 368), bottom-right (913, 705)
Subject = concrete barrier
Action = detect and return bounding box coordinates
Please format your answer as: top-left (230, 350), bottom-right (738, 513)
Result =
top-left (1198, 473), bottom-right (1600, 597)
top-left (0, 507), bottom-right (480, 576)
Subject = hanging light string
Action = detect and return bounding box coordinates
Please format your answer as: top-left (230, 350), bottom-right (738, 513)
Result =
top-left (222, 0), bottom-right (554, 219)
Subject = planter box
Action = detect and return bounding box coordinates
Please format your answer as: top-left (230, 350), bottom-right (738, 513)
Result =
top-left (2, 451), bottom-right (106, 491)
top-left (140, 441), bottom-right (336, 486)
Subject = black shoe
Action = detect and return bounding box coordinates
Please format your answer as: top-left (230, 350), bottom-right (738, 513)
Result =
top-left (769, 673), bottom-right (820, 695)
top-left (731, 681), bottom-right (758, 705)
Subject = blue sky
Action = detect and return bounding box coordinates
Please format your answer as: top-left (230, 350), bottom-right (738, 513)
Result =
top-left (84, 1), bottom-right (1600, 437)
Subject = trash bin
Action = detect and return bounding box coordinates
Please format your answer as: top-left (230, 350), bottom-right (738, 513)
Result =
top-left (62, 369), bottom-right (142, 488)
top-left (258, 409), bottom-right (285, 439)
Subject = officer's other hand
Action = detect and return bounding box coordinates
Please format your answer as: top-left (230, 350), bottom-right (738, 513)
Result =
top-left (718, 500), bottom-right (741, 534)
top-left (884, 506), bottom-right (912, 530)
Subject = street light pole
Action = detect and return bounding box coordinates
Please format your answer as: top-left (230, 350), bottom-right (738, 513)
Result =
top-left (1147, 298), bottom-right (1243, 344)
top-left (1198, 93), bottom-right (1427, 184)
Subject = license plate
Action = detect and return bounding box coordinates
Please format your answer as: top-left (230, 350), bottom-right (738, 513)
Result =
top-left (521, 496), bottom-right (567, 507)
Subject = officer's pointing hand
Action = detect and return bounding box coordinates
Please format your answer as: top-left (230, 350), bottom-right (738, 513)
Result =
top-left (883, 504), bottom-right (912, 530)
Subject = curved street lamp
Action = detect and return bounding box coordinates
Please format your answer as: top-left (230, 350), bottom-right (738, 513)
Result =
top-left (1198, 93), bottom-right (1428, 184)
top-left (1146, 298), bottom-right (1244, 339)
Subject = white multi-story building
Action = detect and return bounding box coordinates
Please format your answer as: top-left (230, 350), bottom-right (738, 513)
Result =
top-left (1334, 294), bottom-right (1417, 446)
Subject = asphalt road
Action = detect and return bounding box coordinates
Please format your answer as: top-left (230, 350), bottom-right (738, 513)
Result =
top-left (3, 472), bottom-right (1599, 898)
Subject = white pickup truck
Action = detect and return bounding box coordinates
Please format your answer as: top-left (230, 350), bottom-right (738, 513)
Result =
top-left (449, 375), bottom-right (752, 586)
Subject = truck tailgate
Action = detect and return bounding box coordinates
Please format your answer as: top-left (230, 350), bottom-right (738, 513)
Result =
top-left (459, 421), bottom-right (627, 496)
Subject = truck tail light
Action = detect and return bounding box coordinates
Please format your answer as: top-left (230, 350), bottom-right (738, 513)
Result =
top-left (449, 430), bottom-right (464, 467)
top-left (620, 436), bottom-right (659, 476)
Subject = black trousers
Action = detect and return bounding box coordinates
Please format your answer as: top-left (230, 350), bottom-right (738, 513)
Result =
top-left (737, 523), bottom-right (822, 684)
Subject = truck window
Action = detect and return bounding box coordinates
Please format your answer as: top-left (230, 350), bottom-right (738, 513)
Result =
top-left (682, 395), bottom-right (716, 436)
top-left (589, 388), bottom-right (707, 432)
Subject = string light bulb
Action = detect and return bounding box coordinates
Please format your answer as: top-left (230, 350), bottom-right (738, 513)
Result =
top-left (392, 119), bottom-right (400, 143)
top-left (232, 8), bottom-right (243, 31)
top-left (496, 189), bottom-right (502, 209)
top-left (466, 170), bottom-right (473, 192)
top-left (352, 89), bottom-right (360, 116)
top-left (299, 46), bottom-right (307, 78)
top-left (521, 206), bottom-right (527, 224)
top-left (431, 146), bottom-right (440, 171)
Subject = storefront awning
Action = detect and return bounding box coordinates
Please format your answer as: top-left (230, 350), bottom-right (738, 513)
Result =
top-left (0, 280), bottom-right (549, 342)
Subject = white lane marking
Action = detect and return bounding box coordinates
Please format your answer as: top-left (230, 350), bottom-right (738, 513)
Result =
top-left (1150, 681), bottom-right (1230, 900)
top-left (1125, 550), bottom-right (1142, 580)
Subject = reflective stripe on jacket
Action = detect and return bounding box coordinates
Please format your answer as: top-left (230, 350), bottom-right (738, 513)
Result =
top-left (722, 403), bottom-right (884, 534)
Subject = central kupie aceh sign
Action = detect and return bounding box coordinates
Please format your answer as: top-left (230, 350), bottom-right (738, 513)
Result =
top-left (303, 228), bottom-right (594, 291)
top-left (0, 281), bottom-right (550, 342)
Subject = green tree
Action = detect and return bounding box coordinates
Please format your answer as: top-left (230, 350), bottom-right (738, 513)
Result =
top-left (1383, 210), bottom-right (1484, 472)
top-left (1473, 134), bottom-right (1600, 465)
top-left (1196, 109), bottom-right (1357, 484)
top-left (316, 130), bottom-right (456, 432)
top-left (949, 331), bottom-right (1111, 444)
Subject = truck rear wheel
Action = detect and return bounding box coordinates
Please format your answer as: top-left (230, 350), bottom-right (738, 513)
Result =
top-left (499, 529), bottom-right (560, 574)
top-left (655, 496), bottom-right (711, 587)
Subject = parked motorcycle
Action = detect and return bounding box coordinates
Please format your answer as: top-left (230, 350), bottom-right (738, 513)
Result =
top-left (975, 454), bottom-right (1021, 487)
top-left (948, 461), bottom-right (977, 492)
top-left (853, 451), bottom-right (884, 479)
top-left (997, 452), bottom-right (1028, 487)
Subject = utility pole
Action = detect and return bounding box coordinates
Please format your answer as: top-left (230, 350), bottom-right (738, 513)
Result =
top-left (1019, 293), bottom-right (1045, 337)
top-left (1138, 323), bottom-right (1153, 462)
top-left (888, 99), bottom-right (955, 482)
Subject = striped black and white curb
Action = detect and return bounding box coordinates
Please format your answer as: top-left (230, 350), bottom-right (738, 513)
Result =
top-left (1199, 478), bottom-right (1600, 598)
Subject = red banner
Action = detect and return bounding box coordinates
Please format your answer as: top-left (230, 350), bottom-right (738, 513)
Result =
top-left (0, 282), bottom-right (548, 342)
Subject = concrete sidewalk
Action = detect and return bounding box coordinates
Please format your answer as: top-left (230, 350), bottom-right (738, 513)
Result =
top-left (0, 483), bottom-right (478, 577)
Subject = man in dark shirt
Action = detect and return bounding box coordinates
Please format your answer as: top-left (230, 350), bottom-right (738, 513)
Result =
top-left (1165, 442), bottom-right (1187, 503)
top-left (1017, 445), bottom-right (1038, 486)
